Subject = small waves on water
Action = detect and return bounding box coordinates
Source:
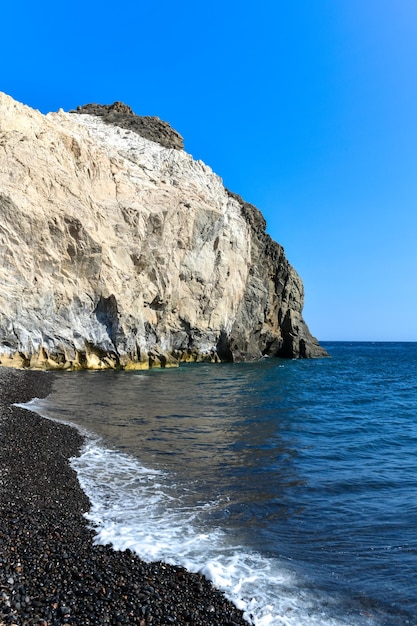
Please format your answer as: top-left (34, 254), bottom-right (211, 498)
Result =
top-left (20, 343), bottom-right (417, 626)
top-left (70, 443), bottom-right (378, 626)
top-left (22, 399), bottom-right (365, 626)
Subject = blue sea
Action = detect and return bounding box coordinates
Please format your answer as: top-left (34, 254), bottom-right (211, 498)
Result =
top-left (23, 342), bottom-right (417, 625)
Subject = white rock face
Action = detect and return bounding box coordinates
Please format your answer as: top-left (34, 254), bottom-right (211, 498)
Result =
top-left (0, 93), bottom-right (326, 369)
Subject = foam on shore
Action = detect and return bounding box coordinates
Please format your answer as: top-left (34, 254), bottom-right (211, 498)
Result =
top-left (68, 437), bottom-right (381, 626)
top-left (0, 368), bottom-right (250, 626)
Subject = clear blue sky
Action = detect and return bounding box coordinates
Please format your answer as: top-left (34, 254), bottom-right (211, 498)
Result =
top-left (2, 1), bottom-right (417, 341)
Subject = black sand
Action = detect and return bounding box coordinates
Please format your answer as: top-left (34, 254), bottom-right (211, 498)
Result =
top-left (0, 367), bottom-right (251, 626)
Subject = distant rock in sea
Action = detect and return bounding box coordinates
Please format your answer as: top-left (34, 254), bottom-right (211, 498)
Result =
top-left (0, 92), bottom-right (327, 370)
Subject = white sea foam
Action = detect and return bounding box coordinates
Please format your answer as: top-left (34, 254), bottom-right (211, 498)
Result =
top-left (70, 440), bottom-right (376, 626)
top-left (19, 397), bottom-right (380, 626)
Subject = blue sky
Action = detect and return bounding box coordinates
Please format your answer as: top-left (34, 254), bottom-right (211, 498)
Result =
top-left (2, 1), bottom-right (416, 341)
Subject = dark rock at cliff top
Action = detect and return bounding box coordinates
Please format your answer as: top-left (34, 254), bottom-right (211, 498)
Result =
top-left (70, 101), bottom-right (185, 150)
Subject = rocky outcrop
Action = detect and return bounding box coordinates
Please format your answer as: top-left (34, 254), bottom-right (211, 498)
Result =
top-left (70, 101), bottom-right (184, 150)
top-left (0, 92), bottom-right (327, 370)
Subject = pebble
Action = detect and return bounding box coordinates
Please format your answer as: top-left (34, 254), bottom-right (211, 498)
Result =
top-left (0, 368), bottom-right (252, 626)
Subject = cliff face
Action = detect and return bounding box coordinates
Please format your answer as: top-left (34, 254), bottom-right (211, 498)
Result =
top-left (0, 92), bottom-right (327, 370)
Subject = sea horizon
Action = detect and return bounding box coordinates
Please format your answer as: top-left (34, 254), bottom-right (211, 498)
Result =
top-left (21, 341), bottom-right (417, 625)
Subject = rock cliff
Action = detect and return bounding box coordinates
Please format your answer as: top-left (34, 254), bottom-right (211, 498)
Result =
top-left (0, 92), bottom-right (327, 370)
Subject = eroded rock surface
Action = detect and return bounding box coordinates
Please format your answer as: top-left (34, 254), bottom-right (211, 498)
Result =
top-left (70, 101), bottom-right (184, 150)
top-left (0, 92), bottom-right (327, 370)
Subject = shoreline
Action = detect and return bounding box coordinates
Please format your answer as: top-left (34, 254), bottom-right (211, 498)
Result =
top-left (0, 367), bottom-right (251, 626)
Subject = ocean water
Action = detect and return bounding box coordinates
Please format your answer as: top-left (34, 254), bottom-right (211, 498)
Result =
top-left (23, 342), bottom-right (417, 626)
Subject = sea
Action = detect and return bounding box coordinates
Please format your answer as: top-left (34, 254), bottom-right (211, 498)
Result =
top-left (21, 342), bottom-right (417, 626)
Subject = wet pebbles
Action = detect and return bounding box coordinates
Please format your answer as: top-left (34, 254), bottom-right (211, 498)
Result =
top-left (0, 368), bottom-right (251, 626)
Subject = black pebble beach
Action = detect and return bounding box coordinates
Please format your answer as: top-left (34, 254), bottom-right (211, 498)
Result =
top-left (0, 368), bottom-right (251, 626)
